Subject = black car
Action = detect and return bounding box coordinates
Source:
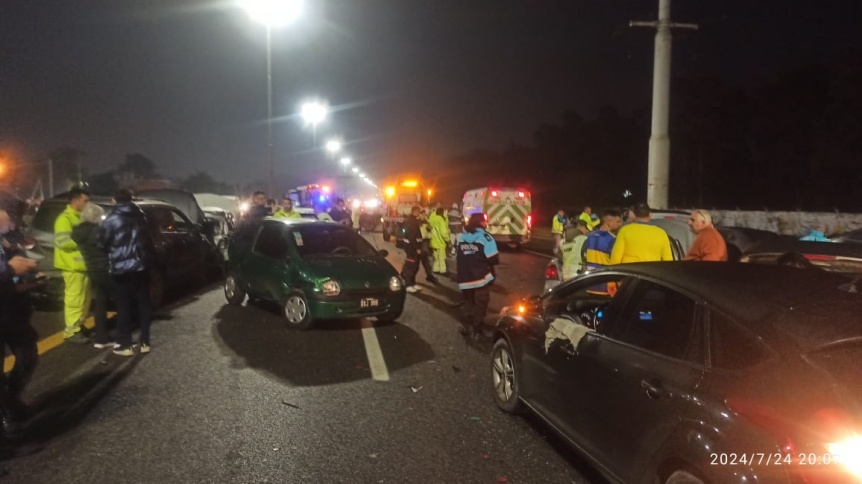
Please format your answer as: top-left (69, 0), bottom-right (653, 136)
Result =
top-left (492, 262), bottom-right (862, 484)
top-left (29, 196), bottom-right (219, 307)
top-left (743, 239), bottom-right (862, 274)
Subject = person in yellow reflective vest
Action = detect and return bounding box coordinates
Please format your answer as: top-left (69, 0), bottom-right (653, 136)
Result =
top-left (560, 221), bottom-right (589, 280)
top-left (551, 209), bottom-right (567, 255)
top-left (578, 206), bottom-right (599, 231)
top-left (428, 206), bottom-right (451, 274)
top-left (54, 188), bottom-right (92, 343)
top-left (273, 197), bottom-right (302, 219)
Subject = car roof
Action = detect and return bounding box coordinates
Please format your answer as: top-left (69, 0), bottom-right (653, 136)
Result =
top-left (591, 262), bottom-right (862, 349)
top-left (746, 239), bottom-right (862, 258)
top-left (42, 196), bottom-right (173, 208)
top-left (263, 217), bottom-right (325, 225)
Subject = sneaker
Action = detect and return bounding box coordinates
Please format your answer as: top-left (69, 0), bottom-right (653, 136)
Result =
top-left (425, 277), bottom-right (439, 284)
top-left (140, 344), bottom-right (151, 354)
top-left (93, 341), bottom-right (116, 349)
top-left (405, 286), bottom-right (419, 294)
top-left (64, 333), bottom-right (90, 345)
top-left (411, 285), bottom-right (423, 292)
top-left (112, 346), bottom-right (135, 357)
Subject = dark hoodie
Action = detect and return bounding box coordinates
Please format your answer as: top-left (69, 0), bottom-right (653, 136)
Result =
top-left (98, 203), bottom-right (155, 275)
top-left (71, 222), bottom-right (110, 274)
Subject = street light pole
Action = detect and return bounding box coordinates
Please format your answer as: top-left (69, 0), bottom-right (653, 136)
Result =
top-left (266, 24), bottom-right (274, 197)
top-left (631, 0), bottom-right (697, 209)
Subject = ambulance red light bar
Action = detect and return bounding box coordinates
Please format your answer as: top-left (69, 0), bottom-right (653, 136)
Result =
top-left (527, 215), bottom-right (532, 227)
top-left (518, 191), bottom-right (525, 198)
top-left (490, 190), bottom-right (498, 197)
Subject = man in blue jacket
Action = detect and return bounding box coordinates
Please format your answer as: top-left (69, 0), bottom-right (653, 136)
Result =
top-left (98, 189), bottom-right (156, 356)
top-left (456, 213), bottom-right (499, 338)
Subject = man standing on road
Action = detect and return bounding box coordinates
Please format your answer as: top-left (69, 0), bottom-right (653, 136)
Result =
top-left (99, 189), bottom-right (156, 356)
top-left (428, 206), bottom-right (450, 275)
top-left (609, 202), bottom-right (673, 264)
top-left (54, 188), bottom-right (91, 343)
top-left (551, 209), bottom-right (567, 255)
top-left (273, 197), bottom-right (301, 219)
top-left (447, 203), bottom-right (462, 255)
top-left (246, 191), bottom-right (271, 222)
top-left (72, 203), bottom-right (116, 348)
top-left (0, 209), bottom-right (42, 437)
top-left (578, 206), bottom-right (599, 231)
top-left (456, 213), bottom-right (499, 339)
top-left (585, 209), bottom-right (623, 272)
top-left (399, 206), bottom-right (424, 293)
top-left (560, 221), bottom-right (589, 280)
top-left (329, 199), bottom-right (352, 228)
top-left (684, 209), bottom-right (728, 261)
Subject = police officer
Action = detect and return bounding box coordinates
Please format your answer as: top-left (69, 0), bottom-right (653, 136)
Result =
top-left (400, 206), bottom-right (424, 293)
top-left (456, 213), bottom-right (499, 338)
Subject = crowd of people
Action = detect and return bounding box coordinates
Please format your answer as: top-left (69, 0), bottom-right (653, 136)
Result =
top-left (553, 202), bottom-right (730, 283)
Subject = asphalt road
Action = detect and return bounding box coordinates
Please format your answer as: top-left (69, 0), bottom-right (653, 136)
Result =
top-left (3, 233), bottom-right (605, 484)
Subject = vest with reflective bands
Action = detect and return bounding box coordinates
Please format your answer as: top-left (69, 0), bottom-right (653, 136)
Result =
top-left (54, 205), bottom-right (87, 272)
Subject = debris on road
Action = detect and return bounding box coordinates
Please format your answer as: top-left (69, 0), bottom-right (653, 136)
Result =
top-left (452, 365), bottom-right (461, 373)
top-left (497, 477), bottom-right (509, 483)
top-left (410, 386), bottom-right (423, 393)
top-left (481, 453), bottom-right (490, 460)
top-left (469, 416), bottom-right (481, 422)
top-left (369, 453), bottom-right (379, 459)
top-left (281, 401), bottom-right (301, 409)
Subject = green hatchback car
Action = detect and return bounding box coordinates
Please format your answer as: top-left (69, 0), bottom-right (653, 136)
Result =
top-left (224, 218), bottom-right (406, 330)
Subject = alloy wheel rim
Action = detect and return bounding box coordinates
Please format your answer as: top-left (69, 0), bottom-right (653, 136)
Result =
top-left (285, 296), bottom-right (307, 323)
top-left (492, 347), bottom-right (515, 402)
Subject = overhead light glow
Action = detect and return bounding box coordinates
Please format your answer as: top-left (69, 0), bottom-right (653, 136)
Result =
top-left (240, 0), bottom-right (304, 27)
top-left (300, 99), bottom-right (328, 126)
top-left (325, 139), bottom-right (342, 153)
top-left (352, 167), bottom-right (359, 173)
top-left (339, 157), bottom-right (352, 166)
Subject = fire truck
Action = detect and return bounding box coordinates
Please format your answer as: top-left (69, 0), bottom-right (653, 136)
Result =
top-left (381, 179), bottom-right (430, 241)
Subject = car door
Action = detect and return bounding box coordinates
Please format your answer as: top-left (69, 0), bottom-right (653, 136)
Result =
top-left (245, 222), bottom-right (291, 302)
top-left (145, 207), bottom-right (182, 282)
top-left (166, 207), bottom-right (200, 277)
top-left (518, 273), bottom-right (628, 451)
top-left (563, 279), bottom-right (706, 482)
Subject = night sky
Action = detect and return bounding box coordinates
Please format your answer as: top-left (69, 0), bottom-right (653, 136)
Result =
top-left (2, 0), bottom-right (861, 196)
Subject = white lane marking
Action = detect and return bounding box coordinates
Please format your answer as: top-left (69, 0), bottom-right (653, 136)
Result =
top-left (361, 319), bottom-right (390, 381)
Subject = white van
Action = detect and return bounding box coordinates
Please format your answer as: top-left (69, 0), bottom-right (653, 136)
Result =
top-left (462, 187), bottom-right (532, 249)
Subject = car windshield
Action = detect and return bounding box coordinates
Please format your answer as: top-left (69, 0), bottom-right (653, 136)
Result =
top-left (289, 224), bottom-right (378, 258)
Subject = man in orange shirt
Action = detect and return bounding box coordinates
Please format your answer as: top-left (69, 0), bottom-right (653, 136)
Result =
top-left (684, 209), bottom-right (728, 261)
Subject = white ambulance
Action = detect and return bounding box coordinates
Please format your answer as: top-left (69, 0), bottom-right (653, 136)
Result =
top-left (462, 187), bottom-right (532, 249)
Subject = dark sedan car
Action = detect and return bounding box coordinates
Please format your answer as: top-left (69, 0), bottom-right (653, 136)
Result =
top-left (225, 218), bottom-right (405, 330)
top-left (492, 263), bottom-right (862, 484)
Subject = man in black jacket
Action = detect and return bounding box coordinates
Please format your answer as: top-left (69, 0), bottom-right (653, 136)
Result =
top-left (399, 206), bottom-right (424, 293)
top-left (98, 189), bottom-right (156, 356)
top-left (72, 203), bottom-right (115, 349)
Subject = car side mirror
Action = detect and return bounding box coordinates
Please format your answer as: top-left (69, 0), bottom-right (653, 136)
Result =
top-left (378, 249), bottom-right (389, 257)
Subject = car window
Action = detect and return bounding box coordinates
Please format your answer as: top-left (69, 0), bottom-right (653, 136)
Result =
top-left (289, 225), bottom-right (377, 258)
top-left (169, 209), bottom-right (191, 233)
top-left (253, 223), bottom-right (289, 259)
top-left (147, 207), bottom-right (177, 234)
top-left (30, 202), bottom-right (66, 232)
top-left (613, 281), bottom-right (701, 362)
top-left (543, 274), bottom-right (628, 333)
top-left (709, 309), bottom-right (768, 370)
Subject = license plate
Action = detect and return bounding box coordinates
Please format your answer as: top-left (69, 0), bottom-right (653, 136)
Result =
top-left (360, 298), bottom-right (379, 308)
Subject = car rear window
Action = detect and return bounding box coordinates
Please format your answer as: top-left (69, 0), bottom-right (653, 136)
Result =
top-left (805, 340), bottom-right (862, 394)
top-left (709, 309), bottom-right (770, 370)
top-left (290, 225), bottom-right (377, 258)
top-left (30, 202), bottom-right (66, 232)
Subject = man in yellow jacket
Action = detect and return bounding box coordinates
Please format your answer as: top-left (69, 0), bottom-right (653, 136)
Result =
top-left (551, 209), bottom-right (567, 255)
top-left (578, 206), bottom-right (600, 231)
top-left (54, 188), bottom-right (92, 343)
top-left (428, 206), bottom-right (451, 274)
top-left (609, 202), bottom-right (673, 264)
top-left (273, 197), bottom-right (302, 219)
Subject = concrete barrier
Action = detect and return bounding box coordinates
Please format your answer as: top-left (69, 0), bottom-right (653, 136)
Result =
top-left (710, 210), bottom-right (862, 236)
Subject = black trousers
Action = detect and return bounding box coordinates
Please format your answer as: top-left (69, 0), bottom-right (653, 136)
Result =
top-left (90, 271), bottom-right (117, 345)
top-left (0, 294), bottom-right (38, 413)
top-left (419, 241), bottom-right (435, 280)
top-left (113, 270), bottom-right (152, 347)
top-left (400, 245), bottom-right (421, 286)
top-left (461, 284), bottom-right (492, 327)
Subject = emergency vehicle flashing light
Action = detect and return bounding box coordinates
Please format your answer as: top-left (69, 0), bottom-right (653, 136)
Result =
top-left (385, 186), bottom-right (396, 197)
top-left (402, 180), bottom-right (418, 188)
top-left (490, 190), bottom-right (498, 197)
top-left (322, 185), bottom-right (331, 194)
top-left (518, 191), bottom-right (525, 198)
top-left (527, 215), bottom-right (532, 227)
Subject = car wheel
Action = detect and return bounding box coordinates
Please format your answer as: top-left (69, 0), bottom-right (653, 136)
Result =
top-left (491, 337), bottom-right (523, 414)
top-left (375, 309), bottom-right (402, 323)
top-left (150, 269), bottom-right (165, 309)
top-left (664, 470), bottom-right (704, 484)
top-left (283, 292), bottom-right (314, 331)
top-left (224, 273), bottom-right (246, 305)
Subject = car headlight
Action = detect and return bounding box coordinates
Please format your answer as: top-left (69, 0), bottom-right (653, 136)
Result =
top-left (389, 276), bottom-right (404, 292)
top-left (321, 279), bottom-right (341, 296)
top-left (828, 434), bottom-right (862, 478)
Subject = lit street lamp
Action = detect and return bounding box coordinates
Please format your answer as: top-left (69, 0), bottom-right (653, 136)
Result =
top-left (240, 0), bottom-right (304, 197)
top-left (351, 166), bottom-right (359, 174)
top-left (325, 139), bottom-right (342, 155)
top-left (301, 99), bottom-right (328, 145)
top-left (339, 156), bottom-right (352, 167)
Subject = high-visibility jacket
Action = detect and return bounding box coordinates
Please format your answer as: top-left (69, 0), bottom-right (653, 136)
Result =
top-left (560, 234), bottom-right (587, 280)
top-left (551, 214), bottom-right (566, 235)
top-left (54, 205), bottom-right (87, 272)
top-left (273, 208), bottom-right (302, 219)
top-left (609, 222), bottom-right (673, 264)
top-left (317, 212), bottom-right (333, 221)
top-left (579, 212), bottom-right (599, 230)
top-left (428, 213), bottom-right (450, 249)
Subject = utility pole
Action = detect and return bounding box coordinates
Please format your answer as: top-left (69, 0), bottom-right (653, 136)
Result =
top-left (631, 0), bottom-right (697, 209)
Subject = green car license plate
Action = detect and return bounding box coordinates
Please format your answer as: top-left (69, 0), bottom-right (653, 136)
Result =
top-left (360, 298), bottom-right (379, 308)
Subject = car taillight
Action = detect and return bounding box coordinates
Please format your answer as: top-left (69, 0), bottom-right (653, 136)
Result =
top-left (527, 214), bottom-right (532, 227)
top-left (726, 399), bottom-right (862, 482)
top-left (544, 263), bottom-right (559, 280)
